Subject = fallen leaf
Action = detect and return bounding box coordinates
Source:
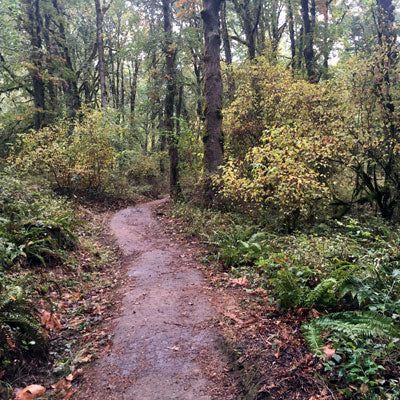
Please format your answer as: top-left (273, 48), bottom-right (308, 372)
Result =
top-left (80, 354), bottom-right (92, 363)
top-left (224, 313), bottom-right (244, 325)
top-left (230, 277), bottom-right (248, 286)
top-left (360, 383), bottom-right (369, 395)
top-left (14, 385), bottom-right (46, 400)
top-left (322, 345), bottom-right (336, 361)
top-left (167, 346), bottom-right (180, 351)
top-left (41, 311), bottom-right (62, 330)
top-left (6, 335), bottom-right (16, 350)
top-left (51, 378), bottom-right (72, 392)
top-left (66, 369), bottom-right (83, 382)
top-left (258, 383), bottom-right (276, 392)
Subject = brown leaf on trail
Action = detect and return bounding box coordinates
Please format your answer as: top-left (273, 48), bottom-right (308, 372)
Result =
top-left (41, 311), bottom-right (62, 330)
top-left (322, 345), bottom-right (336, 361)
top-left (274, 342), bottom-right (282, 359)
top-left (230, 277), bottom-right (248, 286)
top-left (14, 385), bottom-right (46, 400)
top-left (80, 354), bottom-right (92, 363)
top-left (258, 383), bottom-right (276, 392)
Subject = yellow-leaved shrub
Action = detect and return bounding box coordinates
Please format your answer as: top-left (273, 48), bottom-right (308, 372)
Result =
top-left (220, 60), bottom-right (351, 226)
top-left (12, 110), bottom-right (122, 195)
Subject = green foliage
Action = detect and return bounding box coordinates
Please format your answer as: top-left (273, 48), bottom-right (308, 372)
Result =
top-left (0, 285), bottom-right (48, 368)
top-left (303, 312), bottom-right (400, 398)
top-left (219, 60), bottom-right (350, 227)
top-left (0, 172), bottom-right (77, 269)
top-left (10, 109), bottom-right (162, 198)
top-left (12, 110), bottom-right (119, 195)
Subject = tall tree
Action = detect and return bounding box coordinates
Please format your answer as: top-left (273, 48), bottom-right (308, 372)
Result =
top-left (94, 0), bottom-right (112, 107)
top-left (231, 0), bottom-right (262, 60)
top-left (162, 0), bottom-right (180, 198)
top-left (22, 0), bottom-right (46, 129)
top-left (201, 0), bottom-right (223, 201)
top-left (301, 0), bottom-right (317, 82)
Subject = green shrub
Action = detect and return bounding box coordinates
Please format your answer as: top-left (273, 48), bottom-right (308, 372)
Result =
top-left (0, 173), bottom-right (77, 269)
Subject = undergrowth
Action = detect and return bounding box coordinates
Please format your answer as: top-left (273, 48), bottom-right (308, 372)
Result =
top-left (169, 201), bottom-right (400, 399)
top-left (0, 171), bottom-right (119, 397)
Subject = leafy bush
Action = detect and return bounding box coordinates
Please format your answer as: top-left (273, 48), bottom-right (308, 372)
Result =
top-left (11, 110), bottom-right (121, 195)
top-left (0, 173), bottom-right (77, 269)
top-left (303, 312), bottom-right (400, 398)
top-left (220, 60), bottom-right (350, 227)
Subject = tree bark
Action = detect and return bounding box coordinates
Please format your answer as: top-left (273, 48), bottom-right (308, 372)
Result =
top-left (287, 0), bottom-right (296, 70)
top-left (221, 0), bottom-right (232, 64)
top-left (301, 0), bottom-right (316, 82)
top-left (52, 0), bottom-right (81, 117)
top-left (130, 59), bottom-right (139, 127)
top-left (94, 0), bottom-right (109, 107)
top-left (202, 0), bottom-right (224, 201)
top-left (162, 0), bottom-right (180, 199)
top-left (23, 0), bottom-right (46, 129)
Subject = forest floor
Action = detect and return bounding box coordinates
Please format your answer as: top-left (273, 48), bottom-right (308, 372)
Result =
top-left (75, 199), bottom-right (238, 399)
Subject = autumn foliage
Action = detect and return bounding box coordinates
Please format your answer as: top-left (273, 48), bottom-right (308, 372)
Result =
top-left (220, 60), bottom-right (349, 225)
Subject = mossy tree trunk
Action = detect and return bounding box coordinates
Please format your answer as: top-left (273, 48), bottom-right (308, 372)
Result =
top-left (202, 0), bottom-right (224, 203)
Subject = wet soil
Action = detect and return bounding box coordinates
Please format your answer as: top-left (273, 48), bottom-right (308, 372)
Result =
top-left (76, 200), bottom-right (232, 399)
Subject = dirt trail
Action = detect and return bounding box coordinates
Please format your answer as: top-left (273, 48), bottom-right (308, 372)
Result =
top-left (77, 199), bottom-right (231, 399)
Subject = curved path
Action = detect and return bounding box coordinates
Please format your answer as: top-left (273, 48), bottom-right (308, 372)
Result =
top-left (77, 200), bottom-right (230, 399)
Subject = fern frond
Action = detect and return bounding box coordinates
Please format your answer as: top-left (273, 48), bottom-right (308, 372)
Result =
top-left (302, 322), bottom-right (325, 357)
top-left (303, 311), bottom-right (400, 358)
top-left (306, 278), bottom-right (338, 307)
top-left (0, 286), bottom-right (23, 311)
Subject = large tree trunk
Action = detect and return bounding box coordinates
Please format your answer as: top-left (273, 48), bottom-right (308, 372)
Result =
top-left (202, 0), bottom-right (224, 202)
top-left (162, 0), bottom-right (180, 199)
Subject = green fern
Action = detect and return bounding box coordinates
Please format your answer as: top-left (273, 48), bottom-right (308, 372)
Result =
top-left (0, 286), bottom-right (48, 361)
top-left (272, 269), bottom-right (305, 308)
top-left (302, 323), bottom-right (325, 357)
top-left (303, 311), bottom-right (400, 357)
top-left (306, 278), bottom-right (338, 308)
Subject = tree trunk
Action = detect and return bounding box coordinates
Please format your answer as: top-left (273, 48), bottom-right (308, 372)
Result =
top-left (52, 0), bottom-right (81, 117)
top-left (121, 60), bottom-right (125, 122)
top-left (221, 0), bottom-right (232, 64)
top-left (301, 0), bottom-right (316, 82)
top-left (94, 0), bottom-right (107, 107)
top-left (287, 0), bottom-right (296, 70)
top-left (24, 0), bottom-right (46, 129)
top-left (162, 0), bottom-right (180, 199)
top-left (130, 59), bottom-right (139, 128)
top-left (202, 0), bottom-right (224, 202)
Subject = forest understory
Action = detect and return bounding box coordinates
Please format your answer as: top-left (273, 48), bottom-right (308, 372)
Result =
top-left (1, 0), bottom-right (400, 399)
